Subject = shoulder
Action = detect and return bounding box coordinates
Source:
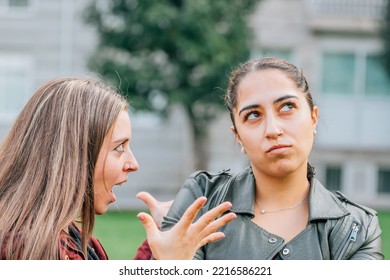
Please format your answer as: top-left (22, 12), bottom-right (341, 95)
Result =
top-left (311, 178), bottom-right (377, 221)
top-left (183, 167), bottom-right (254, 209)
top-left (167, 169), bottom-right (236, 213)
top-left (334, 191), bottom-right (377, 217)
top-left (187, 169), bottom-right (233, 186)
top-left (183, 168), bottom-right (250, 198)
top-left (60, 224), bottom-right (108, 260)
top-left (59, 233), bottom-right (83, 260)
top-left (326, 191), bottom-right (383, 260)
top-left (327, 190), bottom-right (380, 240)
top-left (88, 235), bottom-right (108, 260)
top-left (188, 168), bottom-right (232, 180)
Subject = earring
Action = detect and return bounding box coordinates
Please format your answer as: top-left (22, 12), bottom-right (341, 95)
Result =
top-left (241, 145), bottom-right (246, 154)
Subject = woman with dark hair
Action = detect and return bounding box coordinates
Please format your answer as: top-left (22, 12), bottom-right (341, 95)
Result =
top-left (162, 57), bottom-right (383, 260)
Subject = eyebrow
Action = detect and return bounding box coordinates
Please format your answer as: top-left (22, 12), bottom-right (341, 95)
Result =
top-left (112, 137), bottom-right (129, 144)
top-left (238, 94), bottom-right (299, 116)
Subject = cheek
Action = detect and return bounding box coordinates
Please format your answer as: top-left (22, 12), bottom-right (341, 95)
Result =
top-left (94, 145), bottom-right (107, 188)
top-left (102, 155), bottom-right (123, 184)
top-left (238, 128), bottom-right (262, 151)
top-left (295, 118), bottom-right (315, 149)
top-left (93, 162), bottom-right (104, 190)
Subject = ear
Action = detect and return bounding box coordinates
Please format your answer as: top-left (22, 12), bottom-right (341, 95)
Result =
top-left (312, 106), bottom-right (319, 129)
top-left (311, 106), bottom-right (318, 136)
top-left (231, 125), bottom-right (242, 145)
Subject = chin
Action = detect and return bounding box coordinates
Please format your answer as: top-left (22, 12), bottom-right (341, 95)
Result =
top-left (94, 205), bottom-right (109, 215)
top-left (268, 161), bottom-right (298, 177)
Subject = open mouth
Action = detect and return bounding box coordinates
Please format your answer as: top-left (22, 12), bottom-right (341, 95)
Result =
top-left (110, 181), bottom-right (127, 202)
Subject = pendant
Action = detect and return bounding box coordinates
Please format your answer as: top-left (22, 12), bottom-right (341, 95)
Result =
top-left (260, 209), bottom-right (266, 214)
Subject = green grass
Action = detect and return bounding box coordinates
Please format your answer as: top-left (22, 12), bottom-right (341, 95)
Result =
top-left (94, 211), bottom-right (146, 260)
top-left (94, 210), bottom-right (390, 260)
top-left (378, 211), bottom-right (390, 259)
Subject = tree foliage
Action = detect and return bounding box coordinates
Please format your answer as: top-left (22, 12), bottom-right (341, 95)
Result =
top-left (85, 0), bottom-right (257, 139)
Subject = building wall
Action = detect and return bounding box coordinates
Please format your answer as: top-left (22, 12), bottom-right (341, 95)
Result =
top-left (0, 0), bottom-right (97, 137)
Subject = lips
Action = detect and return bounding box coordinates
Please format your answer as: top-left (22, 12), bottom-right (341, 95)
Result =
top-left (116, 180), bottom-right (127, 186)
top-left (266, 144), bottom-right (291, 153)
top-left (110, 191), bottom-right (116, 202)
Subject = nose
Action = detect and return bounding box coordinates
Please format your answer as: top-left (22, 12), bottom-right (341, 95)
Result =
top-left (123, 150), bottom-right (139, 172)
top-left (265, 114), bottom-right (283, 140)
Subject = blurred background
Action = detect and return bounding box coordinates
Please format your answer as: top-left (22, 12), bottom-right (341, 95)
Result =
top-left (1, 0), bottom-right (390, 213)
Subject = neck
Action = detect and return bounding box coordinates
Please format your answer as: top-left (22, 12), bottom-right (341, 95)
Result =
top-left (252, 162), bottom-right (310, 208)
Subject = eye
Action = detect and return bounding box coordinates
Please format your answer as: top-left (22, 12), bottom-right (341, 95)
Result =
top-left (244, 110), bottom-right (261, 121)
top-left (114, 143), bottom-right (125, 153)
top-left (280, 102), bottom-right (295, 112)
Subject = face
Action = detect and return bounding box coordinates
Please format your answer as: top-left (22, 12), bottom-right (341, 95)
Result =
top-left (93, 110), bottom-right (139, 214)
top-left (232, 69), bottom-right (318, 178)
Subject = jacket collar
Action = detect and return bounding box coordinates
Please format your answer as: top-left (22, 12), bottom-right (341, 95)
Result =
top-left (225, 167), bottom-right (256, 217)
top-left (308, 178), bottom-right (350, 221)
top-left (224, 166), bottom-right (350, 220)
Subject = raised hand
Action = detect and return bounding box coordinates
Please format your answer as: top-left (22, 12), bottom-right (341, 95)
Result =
top-left (136, 191), bottom-right (173, 228)
top-left (137, 197), bottom-right (236, 260)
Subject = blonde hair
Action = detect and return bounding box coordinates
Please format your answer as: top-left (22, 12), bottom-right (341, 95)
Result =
top-left (0, 77), bottom-right (128, 259)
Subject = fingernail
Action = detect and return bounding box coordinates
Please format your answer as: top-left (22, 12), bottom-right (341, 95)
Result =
top-left (137, 213), bottom-right (145, 222)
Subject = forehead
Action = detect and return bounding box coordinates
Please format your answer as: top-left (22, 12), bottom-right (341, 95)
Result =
top-left (239, 69), bottom-right (296, 91)
top-left (110, 110), bottom-right (131, 139)
top-left (236, 69), bottom-right (300, 103)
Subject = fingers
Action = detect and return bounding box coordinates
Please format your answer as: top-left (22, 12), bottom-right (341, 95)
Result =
top-left (136, 191), bottom-right (158, 209)
top-left (137, 212), bottom-right (159, 240)
top-left (176, 196), bottom-right (207, 229)
top-left (194, 201), bottom-right (233, 230)
top-left (198, 212), bottom-right (236, 238)
top-left (198, 232), bottom-right (226, 248)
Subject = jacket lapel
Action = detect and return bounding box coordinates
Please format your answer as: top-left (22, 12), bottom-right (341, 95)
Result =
top-left (308, 178), bottom-right (350, 221)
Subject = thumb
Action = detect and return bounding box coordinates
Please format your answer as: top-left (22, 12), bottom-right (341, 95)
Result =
top-left (136, 191), bottom-right (158, 210)
top-left (137, 212), bottom-right (159, 240)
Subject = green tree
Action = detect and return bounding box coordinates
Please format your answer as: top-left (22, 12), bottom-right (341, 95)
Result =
top-left (85, 0), bottom-right (257, 169)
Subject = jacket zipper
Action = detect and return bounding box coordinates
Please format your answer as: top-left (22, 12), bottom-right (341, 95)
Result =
top-left (349, 223), bottom-right (359, 241)
top-left (337, 222), bottom-right (359, 259)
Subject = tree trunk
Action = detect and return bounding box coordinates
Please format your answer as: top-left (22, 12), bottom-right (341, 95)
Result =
top-left (185, 105), bottom-right (210, 171)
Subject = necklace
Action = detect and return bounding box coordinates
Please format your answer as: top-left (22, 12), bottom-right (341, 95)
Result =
top-left (259, 191), bottom-right (309, 214)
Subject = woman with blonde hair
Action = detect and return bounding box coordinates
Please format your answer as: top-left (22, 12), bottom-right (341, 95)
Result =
top-left (0, 77), bottom-right (236, 260)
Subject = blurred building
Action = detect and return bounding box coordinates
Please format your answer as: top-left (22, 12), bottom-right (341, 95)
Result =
top-left (247, 0), bottom-right (390, 209)
top-left (0, 0), bottom-right (97, 135)
top-left (0, 0), bottom-right (389, 210)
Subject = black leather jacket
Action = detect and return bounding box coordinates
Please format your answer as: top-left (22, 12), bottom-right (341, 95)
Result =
top-left (162, 167), bottom-right (384, 259)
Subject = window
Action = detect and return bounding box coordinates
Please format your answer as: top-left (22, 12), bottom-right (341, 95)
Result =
top-left (365, 54), bottom-right (390, 96)
top-left (321, 52), bottom-right (355, 95)
top-left (325, 165), bottom-right (342, 191)
top-left (321, 51), bottom-right (390, 96)
top-left (0, 0), bottom-right (29, 8)
top-left (9, 0), bottom-right (29, 7)
top-left (0, 0), bottom-right (35, 15)
top-left (378, 168), bottom-right (390, 193)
